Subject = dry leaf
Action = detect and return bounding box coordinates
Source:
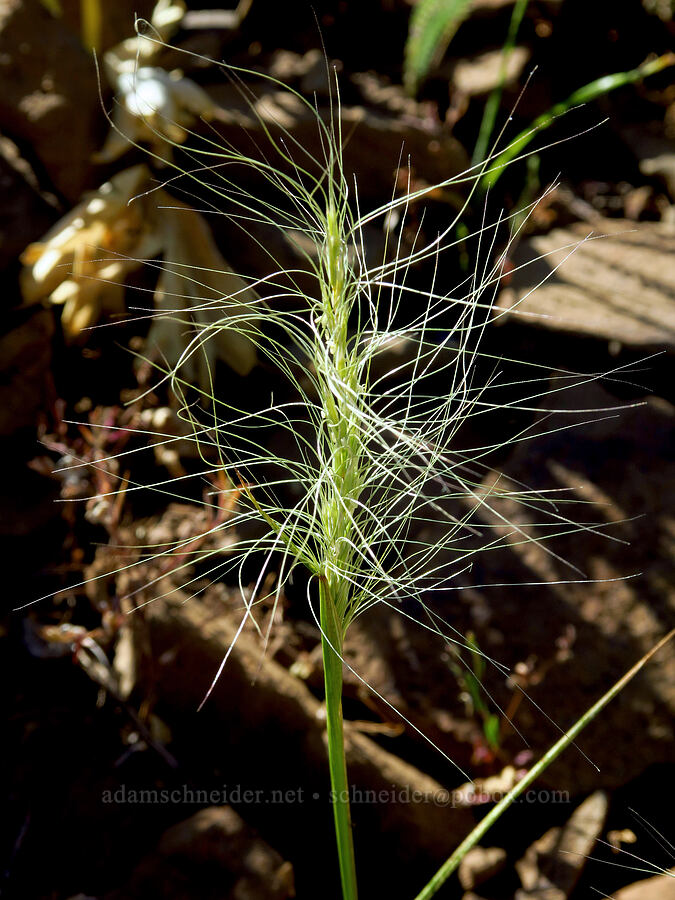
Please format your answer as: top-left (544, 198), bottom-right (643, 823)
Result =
top-left (96, 0), bottom-right (218, 164)
top-left (149, 194), bottom-right (259, 381)
top-left (20, 165), bottom-right (258, 383)
top-left (20, 165), bottom-right (162, 339)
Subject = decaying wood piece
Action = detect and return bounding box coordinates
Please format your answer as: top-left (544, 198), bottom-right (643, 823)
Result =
top-left (497, 220), bottom-right (675, 352)
top-left (515, 791), bottom-right (608, 899)
top-left (103, 806), bottom-right (295, 900)
top-left (137, 588), bottom-right (475, 864)
top-left (611, 867), bottom-right (675, 900)
top-left (458, 845), bottom-right (507, 890)
top-left (206, 82), bottom-right (468, 202)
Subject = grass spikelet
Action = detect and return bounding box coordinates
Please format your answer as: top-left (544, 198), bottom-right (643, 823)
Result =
top-left (31, 26), bottom-right (672, 899)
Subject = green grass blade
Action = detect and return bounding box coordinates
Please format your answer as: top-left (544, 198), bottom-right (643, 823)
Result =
top-left (413, 628), bottom-right (675, 900)
top-left (480, 52), bottom-right (675, 190)
top-left (472, 0), bottom-right (529, 166)
top-left (404, 0), bottom-right (472, 95)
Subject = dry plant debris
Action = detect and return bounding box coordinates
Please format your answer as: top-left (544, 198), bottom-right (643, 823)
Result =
top-left (19, 164), bottom-right (258, 383)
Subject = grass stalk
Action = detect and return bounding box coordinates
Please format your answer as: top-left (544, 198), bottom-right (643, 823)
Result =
top-left (472, 0), bottom-right (529, 167)
top-left (414, 628), bottom-right (675, 900)
top-left (480, 52), bottom-right (675, 190)
top-left (315, 193), bottom-right (364, 896)
top-left (320, 577), bottom-right (359, 900)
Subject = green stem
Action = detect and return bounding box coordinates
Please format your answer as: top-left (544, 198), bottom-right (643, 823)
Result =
top-left (472, 0), bottom-right (529, 167)
top-left (480, 51), bottom-right (675, 191)
top-left (414, 628), bottom-right (675, 900)
top-left (320, 577), bottom-right (358, 900)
